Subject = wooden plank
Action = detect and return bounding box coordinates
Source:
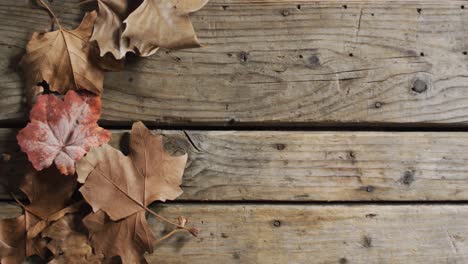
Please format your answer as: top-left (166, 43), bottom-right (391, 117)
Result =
top-left (1, 0), bottom-right (468, 125)
top-left (3, 128), bottom-right (468, 201)
top-left (2, 203), bottom-right (468, 263)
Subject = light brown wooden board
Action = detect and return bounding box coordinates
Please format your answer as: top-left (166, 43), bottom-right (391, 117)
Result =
top-left (3, 128), bottom-right (468, 201)
top-left (2, 203), bottom-right (468, 263)
top-left (1, 1), bottom-right (468, 125)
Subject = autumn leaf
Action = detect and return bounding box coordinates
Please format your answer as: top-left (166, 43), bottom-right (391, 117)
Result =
top-left (122, 0), bottom-right (209, 56)
top-left (77, 121), bottom-right (187, 220)
top-left (42, 213), bottom-right (103, 264)
top-left (76, 121), bottom-right (188, 262)
top-left (92, 0), bottom-right (208, 59)
top-left (17, 90), bottom-right (111, 175)
top-left (91, 0), bottom-right (137, 60)
top-left (20, 11), bottom-right (104, 102)
top-left (0, 167), bottom-right (78, 262)
top-left (0, 215), bottom-right (27, 264)
top-left (83, 210), bottom-right (154, 263)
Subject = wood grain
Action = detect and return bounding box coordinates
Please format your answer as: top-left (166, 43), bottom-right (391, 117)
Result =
top-left (1, 0), bottom-right (468, 125)
top-left (2, 203), bottom-right (468, 263)
top-left (3, 128), bottom-right (468, 201)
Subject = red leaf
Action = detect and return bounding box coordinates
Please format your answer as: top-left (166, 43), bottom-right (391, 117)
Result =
top-left (17, 91), bottom-right (111, 175)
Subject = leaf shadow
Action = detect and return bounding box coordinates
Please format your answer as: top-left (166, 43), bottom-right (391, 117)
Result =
top-left (0, 129), bottom-right (29, 198)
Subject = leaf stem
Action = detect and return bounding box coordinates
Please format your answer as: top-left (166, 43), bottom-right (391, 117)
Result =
top-left (155, 229), bottom-right (185, 244)
top-left (143, 207), bottom-right (198, 236)
top-left (37, 0), bottom-right (62, 30)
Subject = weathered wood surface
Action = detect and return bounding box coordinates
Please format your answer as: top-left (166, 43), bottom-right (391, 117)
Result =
top-left (2, 203), bottom-right (468, 263)
top-left (3, 128), bottom-right (468, 201)
top-left (1, 0), bottom-right (468, 125)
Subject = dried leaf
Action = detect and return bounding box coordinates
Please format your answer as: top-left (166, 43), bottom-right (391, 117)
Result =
top-left (0, 167), bottom-right (78, 262)
top-left (20, 11), bottom-right (104, 102)
top-left (76, 121), bottom-right (187, 262)
top-left (17, 90), bottom-right (111, 175)
top-left (92, 0), bottom-right (208, 59)
top-left (91, 0), bottom-right (134, 59)
top-left (43, 214), bottom-right (103, 264)
top-left (0, 216), bottom-right (26, 264)
top-left (83, 210), bottom-right (154, 264)
top-left (122, 0), bottom-right (208, 56)
top-left (77, 121), bottom-right (187, 220)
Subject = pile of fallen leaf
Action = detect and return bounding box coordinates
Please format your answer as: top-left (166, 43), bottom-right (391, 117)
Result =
top-left (0, 0), bottom-right (209, 263)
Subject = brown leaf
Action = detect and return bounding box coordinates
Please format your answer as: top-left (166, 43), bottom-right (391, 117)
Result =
top-left (20, 11), bottom-right (104, 102)
top-left (91, 0), bottom-right (134, 60)
top-left (0, 215), bottom-right (47, 263)
top-left (0, 215), bottom-right (26, 264)
top-left (0, 167), bottom-right (77, 262)
top-left (76, 121), bottom-right (187, 262)
top-left (77, 121), bottom-right (187, 220)
top-left (122, 0), bottom-right (209, 56)
top-left (83, 210), bottom-right (154, 264)
top-left (92, 0), bottom-right (208, 59)
top-left (17, 90), bottom-right (111, 175)
top-left (42, 214), bottom-right (103, 264)
top-left (20, 167), bottom-right (78, 241)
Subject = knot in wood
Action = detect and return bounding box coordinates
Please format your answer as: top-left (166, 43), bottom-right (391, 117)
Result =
top-left (411, 79), bottom-right (428, 93)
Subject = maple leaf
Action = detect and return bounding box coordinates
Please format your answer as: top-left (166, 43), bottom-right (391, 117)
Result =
top-left (83, 210), bottom-right (154, 264)
top-left (20, 11), bottom-right (104, 102)
top-left (76, 121), bottom-right (188, 262)
top-left (42, 213), bottom-right (104, 264)
top-left (77, 121), bottom-right (187, 220)
top-left (17, 90), bottom-right (111, 175)
top-left (0, 167), bottom-right (78, 262)
top-left (92, 0), bottom-right (209, 59)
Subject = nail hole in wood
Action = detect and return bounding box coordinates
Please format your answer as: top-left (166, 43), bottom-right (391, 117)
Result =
top-left (273, 220), bottom-right (281, 227)
top-left (401, 170), bottom-right (415, 185)
top-left (374, 102), bottom-right (383, 109)
top-left (349, 53), bottom-right (354, 57)
top-left (420, 52), bottom-right (425, 57)
top-left (417, 8), bottom-right (422, 14)
top-left (343, 4), bottom-right (348, 9)
top-left (281, 9), bottom-right (290, 16)
top-left (239, 51), bottom-right (249, 63)
top-left (361, 186), bottom-right (374, 193)
top-left (297, 5), bottom-right (301, 10)
top-left (222, 5), bottom-right (228, 10)
top-left (275, 144), bottom-right (286, 151)
top-left (411, 79), bottom-right (428, 93)
top-left (362, 236), bottom-right (372, 248)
